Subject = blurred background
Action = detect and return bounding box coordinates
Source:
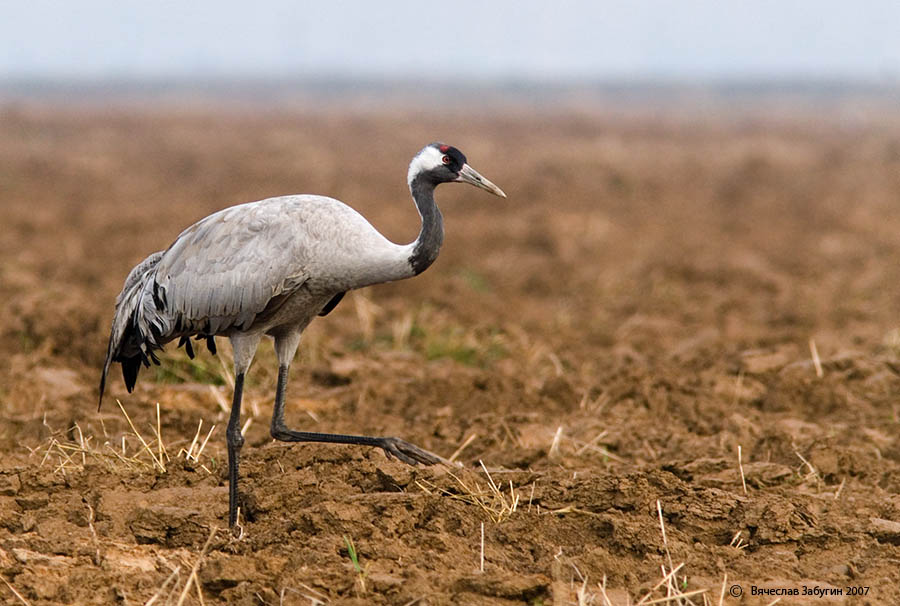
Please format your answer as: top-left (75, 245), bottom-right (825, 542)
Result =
top-left (3, 3), bottom-right (900, 603)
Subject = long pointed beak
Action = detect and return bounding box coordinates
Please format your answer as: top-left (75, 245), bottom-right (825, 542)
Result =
top-left (455, 163), bottom-right (507, 198)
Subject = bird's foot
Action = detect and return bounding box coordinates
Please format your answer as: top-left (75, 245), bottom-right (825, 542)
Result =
top-left (377, 437), bottom-right (443, 466)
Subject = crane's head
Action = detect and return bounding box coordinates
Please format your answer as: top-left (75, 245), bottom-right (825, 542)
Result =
top-left (408, 143), bottom-right (506, 198)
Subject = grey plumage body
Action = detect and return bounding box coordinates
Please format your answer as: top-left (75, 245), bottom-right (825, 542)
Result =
top-left (103, 195), bottom-right (415, 371)
top-left (100, 194), bottom-right (426, 397)
top-left (99, 143), bottom-right (506, 529)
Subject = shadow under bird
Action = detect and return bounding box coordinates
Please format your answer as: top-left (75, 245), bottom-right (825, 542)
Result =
top-left (99, 142), bottom-right (506, 530)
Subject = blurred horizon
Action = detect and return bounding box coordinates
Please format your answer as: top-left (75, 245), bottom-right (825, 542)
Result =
top-left (2, 78), bottom-right (897, 133)
top-left (4, 1), bottom-right (899, 123)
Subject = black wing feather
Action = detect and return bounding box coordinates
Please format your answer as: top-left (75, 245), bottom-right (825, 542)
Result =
top-left (319, 291), bottom-right (346, 316)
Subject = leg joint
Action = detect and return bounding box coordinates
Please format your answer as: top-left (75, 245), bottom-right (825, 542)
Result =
top-left (270, 424), bottom-right (292, 442)
top-left (226, 425), bottom-right (244, 447)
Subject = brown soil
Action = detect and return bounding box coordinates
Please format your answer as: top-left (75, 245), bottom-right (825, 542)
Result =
top-left (2, 95), bottom-right (900, 605)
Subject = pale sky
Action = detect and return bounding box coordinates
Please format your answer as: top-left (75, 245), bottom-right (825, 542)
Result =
top-left (2, 1), bottom-right (898, 81)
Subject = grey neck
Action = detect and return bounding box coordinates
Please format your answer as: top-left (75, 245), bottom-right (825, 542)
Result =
top-left (407, 176), bottom-right (444, 275)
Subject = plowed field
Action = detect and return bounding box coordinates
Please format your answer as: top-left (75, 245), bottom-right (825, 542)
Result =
top-left (1, 93), bottom-right (899, 604)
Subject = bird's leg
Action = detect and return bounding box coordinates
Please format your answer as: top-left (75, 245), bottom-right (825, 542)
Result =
top-left (269, 364), bottom-right (443, 466)
top-left (225, 332), bottom-right (261, 531)
top-left (226, 372), bottom-right (245, 530)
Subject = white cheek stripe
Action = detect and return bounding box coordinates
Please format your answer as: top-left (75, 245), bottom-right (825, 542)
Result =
top-left (407, 146), bottom-right (446, 185)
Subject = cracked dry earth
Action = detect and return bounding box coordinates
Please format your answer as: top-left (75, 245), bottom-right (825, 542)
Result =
top-left (2, 94), bottom-right (900, 605)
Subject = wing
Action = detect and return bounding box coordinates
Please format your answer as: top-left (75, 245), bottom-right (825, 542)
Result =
top-left (152, 198), bottom-right (314, 335)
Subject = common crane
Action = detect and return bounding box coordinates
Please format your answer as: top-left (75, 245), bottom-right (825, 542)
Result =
top-left (99, 142), bottom-right (506, 530)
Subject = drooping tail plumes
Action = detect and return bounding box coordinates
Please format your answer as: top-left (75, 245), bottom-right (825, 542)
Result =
top-left (99, 251), bottom-right (167, 408)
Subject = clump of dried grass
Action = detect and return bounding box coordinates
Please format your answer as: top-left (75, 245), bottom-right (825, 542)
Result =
top-left (30, 400), bottom-right (216, 477)
top-left (416, 460), bottom-right (521, 523)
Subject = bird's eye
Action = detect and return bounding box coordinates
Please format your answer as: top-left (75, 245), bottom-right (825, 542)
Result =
top-left (441, 155), bottom-right (451, 165)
